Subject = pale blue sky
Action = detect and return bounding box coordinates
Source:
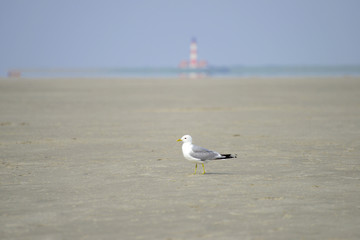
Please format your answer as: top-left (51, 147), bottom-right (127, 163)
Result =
top-left (1, 0), bottom-right (360, 76)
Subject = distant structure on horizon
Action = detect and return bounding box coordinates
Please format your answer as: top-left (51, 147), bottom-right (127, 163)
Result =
top-left (178, 38), bottom-right (208, 69)
top-left (8, 69), bottom-right (21, 78)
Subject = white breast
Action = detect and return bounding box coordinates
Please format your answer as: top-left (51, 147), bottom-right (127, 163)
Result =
top-left (182, 143), bottom-right (201, 162)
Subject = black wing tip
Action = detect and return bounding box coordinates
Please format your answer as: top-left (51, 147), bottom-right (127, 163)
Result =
top-left (221, 154), bottom-right (237, 159)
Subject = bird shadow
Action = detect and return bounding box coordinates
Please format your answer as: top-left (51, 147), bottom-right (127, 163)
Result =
top-left (205, 172), bottom-right (236, 175)
top-left (189, 172), bottom-right (236, 176)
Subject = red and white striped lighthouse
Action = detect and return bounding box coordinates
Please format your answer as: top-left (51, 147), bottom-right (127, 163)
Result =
top-left (189, 38), bottom-right (198, 68)
top-left (179, 38), bottom-right (208, 69)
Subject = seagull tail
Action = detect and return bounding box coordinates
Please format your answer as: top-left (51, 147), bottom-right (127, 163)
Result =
top-left (217, 153), bottom-right (237, 159)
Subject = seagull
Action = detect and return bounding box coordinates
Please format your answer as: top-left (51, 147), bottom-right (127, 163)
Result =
top-left (177, 135), bottom-right (237, 174)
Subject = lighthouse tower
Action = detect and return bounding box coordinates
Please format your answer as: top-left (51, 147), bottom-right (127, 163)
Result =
top-left (179, 38), bottom-right (208, 69)
top-left (189, 38), bottom-right (198, 68)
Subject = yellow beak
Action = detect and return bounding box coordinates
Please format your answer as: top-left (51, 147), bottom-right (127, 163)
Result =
top-left (177, 139), bottom-right (182, 142)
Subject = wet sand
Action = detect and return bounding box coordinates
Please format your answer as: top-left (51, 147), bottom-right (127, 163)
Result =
top-left (0, 77), bottom-right (359, 239)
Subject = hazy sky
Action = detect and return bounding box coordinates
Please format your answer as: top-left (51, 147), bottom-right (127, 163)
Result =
top-left (1, 0), bottom-right (360, 76)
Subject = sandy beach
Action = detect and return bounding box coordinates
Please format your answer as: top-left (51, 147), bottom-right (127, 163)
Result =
top-left (0, 76), bottom-right (359, 239)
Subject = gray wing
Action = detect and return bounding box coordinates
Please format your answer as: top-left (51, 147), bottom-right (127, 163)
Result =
top-left (189, 144), bottom-right (221, 161)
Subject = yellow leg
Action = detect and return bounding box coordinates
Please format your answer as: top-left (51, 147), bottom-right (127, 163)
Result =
top-left (202, 163), bottom-right (206, 174)
top-left (194, 163), bottom-right (197, 174)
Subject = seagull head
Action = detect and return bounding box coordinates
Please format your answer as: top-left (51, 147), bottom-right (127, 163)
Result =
top-left (177, 135), bottom-right (192, 143)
